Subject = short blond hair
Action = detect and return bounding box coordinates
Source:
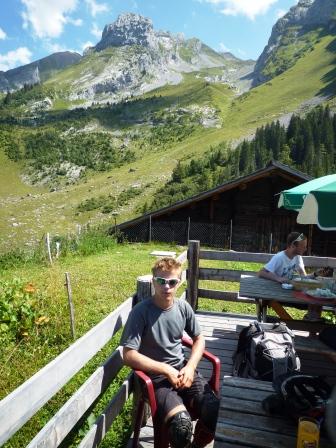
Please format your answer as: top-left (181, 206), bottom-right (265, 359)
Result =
top-left (152, 257), bottom-right (182, 276)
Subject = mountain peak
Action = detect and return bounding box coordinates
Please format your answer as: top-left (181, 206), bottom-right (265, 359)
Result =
top-left (95, 13), bottom-right (158, 51)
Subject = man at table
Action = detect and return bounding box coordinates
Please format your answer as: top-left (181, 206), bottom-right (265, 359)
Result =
top-left (121, 257), bottom-right (219, 448)
top-left (258, 232), bottom-right (321, 320)
top-left (258, 232), bottom-right (307, 283)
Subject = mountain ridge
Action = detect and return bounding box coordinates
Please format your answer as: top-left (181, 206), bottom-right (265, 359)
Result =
top-left (0, 51), bottom-right (82, 92)
top-left (0, 13), bottom-right (253, 105)
top-left (253, 0), bottom-right (336, 85)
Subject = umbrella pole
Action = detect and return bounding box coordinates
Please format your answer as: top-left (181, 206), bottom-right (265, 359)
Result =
top-left (308, 224), bottom-right (313, 256)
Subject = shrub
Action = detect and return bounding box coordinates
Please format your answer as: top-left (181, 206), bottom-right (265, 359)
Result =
top-left (0, 278), bottom-right (49, 341)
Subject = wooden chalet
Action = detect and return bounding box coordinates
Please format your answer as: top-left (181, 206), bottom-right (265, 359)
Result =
top-left (117, 161), bottom-right (336, 256)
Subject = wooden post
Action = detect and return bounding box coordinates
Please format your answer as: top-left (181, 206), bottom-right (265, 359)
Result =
top-left (269, 232), bottom-right (273, 254)
top-left (46, 233), bottom-right (52, 265)
top-left (187, 240), bottom-right (200, 311)
top-left (308, 225), bottom-right (313, 256)
top-left (187, 217), bottom-right (191, 243)
top-left (149, 215), bottom-right (152, 243)
top-left (229, 220), bottom-right (233, 250)
top-left (134, 274), bottom-right (154, 307)
top-left (65, 272), bottom-right (76, 340)
top-left (55, 241), bottom-right (61, 259)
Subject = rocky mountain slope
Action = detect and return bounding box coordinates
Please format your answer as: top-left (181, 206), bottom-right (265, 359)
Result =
top-left (0, 51), bottom-right (81, 92)
top-left (1, 5), bottom-right (336, 253)
top-left (253, 0), bottom-right (336, 86)
top-left (38, 13), bottom-right (253, 106)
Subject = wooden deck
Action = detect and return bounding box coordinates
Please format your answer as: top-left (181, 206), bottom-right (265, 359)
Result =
top-left (128, 311), bottom-right (336, 447)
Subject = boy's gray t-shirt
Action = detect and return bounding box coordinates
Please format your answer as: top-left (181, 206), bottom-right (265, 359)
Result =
top-left (121, 298), bottom-right (201, 371)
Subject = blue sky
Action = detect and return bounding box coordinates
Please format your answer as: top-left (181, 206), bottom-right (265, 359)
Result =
top-left (0, 0), bottom-right (299, 72)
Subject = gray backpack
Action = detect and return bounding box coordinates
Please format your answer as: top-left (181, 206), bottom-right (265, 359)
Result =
top-left (233, 321), bottom-right (301, 382)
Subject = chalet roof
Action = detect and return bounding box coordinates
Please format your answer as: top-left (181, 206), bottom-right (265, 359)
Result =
top-left (117, 161), bottom-right (312, 230)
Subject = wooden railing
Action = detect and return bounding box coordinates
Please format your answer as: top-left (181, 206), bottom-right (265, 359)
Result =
top-left (0, 249), bottom-right (188, 447)
top-left (187, 240), bottom-right (336, 311)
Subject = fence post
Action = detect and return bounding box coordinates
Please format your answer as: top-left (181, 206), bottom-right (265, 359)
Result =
top-left (229, 220), bottom-right (233, 250)
top-left (55, 241), bottom-right (61, 259)
top-left (269, 232), bottom-right (273, 254)
top-left (187, 240), bottom-right (200, 311)
top-left (149, 215), bottom-right (152, 243)
top-left (46, 233), bottom-right (53, 265)
top-left (133, 274), bottom-right (154, 307)
top-left (187, 217), bottom-right (191, 243)
top-left (132, 275), bottom-right (154, 429)
top-left (65, 272), bottom-right (76, 340)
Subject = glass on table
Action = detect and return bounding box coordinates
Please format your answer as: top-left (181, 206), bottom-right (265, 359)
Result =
top-left (296, 416), bottom-right (320, 448)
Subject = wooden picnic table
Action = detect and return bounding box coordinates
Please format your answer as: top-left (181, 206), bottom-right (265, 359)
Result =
top-left (214, 376), bottom-right (333, 448)
top-left (239, 275), bottom-right (336, 323)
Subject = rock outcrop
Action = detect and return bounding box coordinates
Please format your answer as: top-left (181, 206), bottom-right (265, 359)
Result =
top-left (68, 13), bottom-right (236, 104)
top-left (95, 13), bottom-right (158, 51)
top-left (253, 0), bottom-right (336, 86)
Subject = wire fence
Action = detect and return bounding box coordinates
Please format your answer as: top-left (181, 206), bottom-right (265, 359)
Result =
top-left (119, 219), bottom-right (281, 252)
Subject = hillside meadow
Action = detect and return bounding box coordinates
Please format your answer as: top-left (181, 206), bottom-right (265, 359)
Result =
top-left (1, 32), bottom-right (336, 253)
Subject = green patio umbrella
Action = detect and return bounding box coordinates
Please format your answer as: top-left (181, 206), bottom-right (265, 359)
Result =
top-left (278, 174), bottom-right (336, 231)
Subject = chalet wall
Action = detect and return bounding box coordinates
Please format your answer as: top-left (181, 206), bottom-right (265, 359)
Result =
top-left (119, 171), bottom-right (336, 256)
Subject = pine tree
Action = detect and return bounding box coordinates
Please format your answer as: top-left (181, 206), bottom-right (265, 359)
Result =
top-left (280, 144), bottom-right (292, 166)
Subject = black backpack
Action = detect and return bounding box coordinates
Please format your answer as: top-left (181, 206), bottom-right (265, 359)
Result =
top-left (232, 321), bottom-right (300, 382)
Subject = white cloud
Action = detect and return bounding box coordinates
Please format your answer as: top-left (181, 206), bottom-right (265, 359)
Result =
top-left (201, 0), bottom-right (278, 20)
top-left (0, 27), bottom-right (7, 40)
top-left (82, 40), bottom-right (94, 52)
top-left (68, 17), bottom-right (83, 26)
top-left (219, 42), bottom-right (231, 52)
top-left (237, 48), bottom-right (247, 57)
top-left (21, 0), bottom-right (79, 38)
top-left (276, 9), bottom-right (287, 19)
top-left (44, 41), bottom-right (68, 53)
top-left (91, 23), bottom-right (101, 39)
top-left (85, 0), bottom-right (108, 17)
top-left (0, 47), bottom-right (32, 71)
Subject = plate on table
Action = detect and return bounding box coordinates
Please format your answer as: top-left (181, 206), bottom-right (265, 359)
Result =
top-left (305, 288), bottom-right (336, 299)
top-left (282, 283), bottom-right (293, 290)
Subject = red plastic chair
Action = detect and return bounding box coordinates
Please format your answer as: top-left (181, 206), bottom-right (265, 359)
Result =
top-left (132, 336), bottom-right (221, 448)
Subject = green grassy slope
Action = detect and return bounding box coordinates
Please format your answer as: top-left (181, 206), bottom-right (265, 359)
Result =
top-left (0, 32), bottom-right (335, 253)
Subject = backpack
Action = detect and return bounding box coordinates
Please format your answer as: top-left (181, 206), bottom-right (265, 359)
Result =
top-left (232, 321), bottom-right (300, 382)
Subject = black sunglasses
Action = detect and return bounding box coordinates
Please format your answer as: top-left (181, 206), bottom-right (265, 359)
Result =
top-left (153, 277), bottom-right (180, 287)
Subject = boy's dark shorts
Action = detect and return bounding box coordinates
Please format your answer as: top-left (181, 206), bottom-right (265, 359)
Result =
top-left (151, 370), bottom-right (211, 421)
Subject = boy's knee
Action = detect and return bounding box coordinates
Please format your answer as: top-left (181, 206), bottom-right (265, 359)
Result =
top-left (167, 410), bottom-right (192, 448)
